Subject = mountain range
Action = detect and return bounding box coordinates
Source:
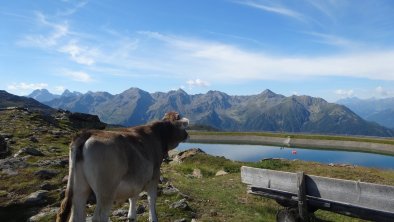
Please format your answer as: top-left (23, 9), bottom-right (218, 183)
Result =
top-left (0, 90), bottom-right (55, 113)
top-left (337, 97), bottom-right (394, 129)
top-left (23, 88), bottom-right (394, 137)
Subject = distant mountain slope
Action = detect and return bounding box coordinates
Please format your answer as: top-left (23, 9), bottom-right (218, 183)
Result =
top-left (27, 89), bottom-right (60, 102)
top-left (338, 97), bottom-right (394, 129)
top-left (0, 90), bottom-right (55, 113)
top-left (43, 88), bottom-right (394, 137)
top-left (0, 90), bottom-right (106, 130)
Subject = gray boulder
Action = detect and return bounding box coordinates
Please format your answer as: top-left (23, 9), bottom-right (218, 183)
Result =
top-left (35, 169), bottom-right (59, 179)
top-left (23, 190), bottom-right (48, 205)
top-left (14, 147), bottom-right (44, 157)
top-left (170, 198), bottom-right (191, 210)
top-left (28, 207), bottom-right (58, 222)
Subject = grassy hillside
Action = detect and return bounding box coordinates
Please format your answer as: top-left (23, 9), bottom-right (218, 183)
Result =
top-left (190, 131), bottom-right (394, 146)
top-left (1, 108), bottom-right (393, 221)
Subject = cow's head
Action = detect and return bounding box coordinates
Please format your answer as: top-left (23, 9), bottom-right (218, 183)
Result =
top-left (162, 111), bottom-right (189, 150)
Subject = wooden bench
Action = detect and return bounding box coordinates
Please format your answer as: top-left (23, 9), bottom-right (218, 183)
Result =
top-left (241, 166), bottom-right (394, 222)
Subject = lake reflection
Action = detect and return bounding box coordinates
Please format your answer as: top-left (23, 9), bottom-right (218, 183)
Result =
top-left (177, 143), bottom-right (394, 169)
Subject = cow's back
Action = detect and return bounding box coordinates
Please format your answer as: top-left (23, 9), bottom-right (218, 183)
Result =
top-left (81, 130), bottom-right (159, 201)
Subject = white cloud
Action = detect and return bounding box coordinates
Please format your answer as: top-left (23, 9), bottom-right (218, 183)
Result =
top-left (59, 41), bottom-right (96, 65)
top-left (53, 86), bottom-right (66, 93)
top-left (305, 32), bottom-right (361, 49)
top-left (186, 79), bottom-right (210, 88)
top-left (292, 91), bottom-right (299, 96)
top-left (18, 11), bottom-right (97, 67)
top-left (62, 70), bottom-right (93, 82)
top-left (7, 82), bottom-right (48, 91)
top-left (139, 32), bottom-right (394, 82)
top-left (6, 82), bottom-right (49, 96)
top-left (56, 1), bottom-right (88, 17)
top-left (335, 89), bottom-right (354, 98)
top-left (375, 86), bottom-right (388, 97)
top-left (18, 12), bottom-right (69, 48)
top-left (234, 0), bottom-right (305, 22)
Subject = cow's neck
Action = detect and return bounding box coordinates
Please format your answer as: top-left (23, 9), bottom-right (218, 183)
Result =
top-left (150, 121), bottom-right (172, 162)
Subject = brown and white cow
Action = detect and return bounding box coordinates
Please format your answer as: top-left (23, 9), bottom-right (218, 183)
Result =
top-left (57, 112), bottom-right (189, 222)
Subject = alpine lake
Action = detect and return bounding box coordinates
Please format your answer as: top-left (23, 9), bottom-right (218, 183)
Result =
top-left (177, 142), bottom-right (394, 169)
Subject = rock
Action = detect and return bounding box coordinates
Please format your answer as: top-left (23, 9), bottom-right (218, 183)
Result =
top-left (14, 147), bottom-right (44, 157)
top-left (170, 198), bottom-right (190, 210)
top-left (139, 191), bottom-right (148, 199)
top-left (40, 182), bottom-right (57, 191)
top-left (191, 219), bottom-right (198, 222)
top-left (51, 130), bottom-right (64, 136)
top-left (28, 207), bottom-right (58, 222)
top-left (68, 112), bottom-right (106, 130)
top-left (29, 136), bottom-right (39, 143)
top-left (1, 168), bottom-right (18, 176)
top-left (215, 170), bottom-right (228, 176)
top-left (35, 158), bottom-right (68, 167)
top-left (168, 149), bottom-right (180, 158)
top-left (136, 204), bottom-right (146, 214)
top-left (174, 219), bottom-right (187, 222)
top-left (192, 168), bottom-right (202, 179)
top-left (35, 169), bottom-right (59, 179)
top-left (0, 133), bottom-right (13, 139)
top-left (162, 184), bottom-right (180, 195)
top-left (23, 190), bottom-right (48, 205)
top-left (160, 175), bottom-right (169, 184)
top-left (0, 156), bottom-right (29, 170)
top-left (210, 209), bottom-right (218, 216)
top-left (112, 209), bottom-right (128, 217)
top-left (172, 148), bottom-right (205, 163)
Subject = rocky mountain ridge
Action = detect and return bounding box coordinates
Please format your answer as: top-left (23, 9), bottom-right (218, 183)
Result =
top-left (38, 88), bottom-right (394, 137)
top-left (338, 97), bottom-right (394, 129)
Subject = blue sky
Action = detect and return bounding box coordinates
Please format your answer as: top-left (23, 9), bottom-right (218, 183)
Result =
top-left (1, 0), bottom-right (394, 102)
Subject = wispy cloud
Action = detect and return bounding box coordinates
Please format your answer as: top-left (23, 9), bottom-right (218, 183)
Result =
top-left (305, 32), bottom-right (362, 49)
top-left (62, 70), bottom-right (93, 82)
top-left (7, 82), bottom-right (48, 91)
top-left (138, 32), bottom-right (394, 81)
top-left (186, 79), bottom-right (210, 89)
top-left (18, 12), bottom-right (69, 48)
top-left (53, 86), bottom-right (66, 93)
top-left (375, 86), bottom-right (389, 97)
top-left (59, 41), bottom-right (97, 65)
top-left (235, 0), bottom-right (305, 21)
top-left (335, 89), bottom-right (354, 98)
top-left (56, 1), bottom-right (88, 17)
top-left (304, 0), bottom-right (342, 21)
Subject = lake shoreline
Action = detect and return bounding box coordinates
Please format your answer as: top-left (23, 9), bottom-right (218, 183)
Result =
top-left (189, 133), bottom-right (394, 156)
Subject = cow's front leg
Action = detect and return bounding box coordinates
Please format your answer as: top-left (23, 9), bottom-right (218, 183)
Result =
top-left (147, 184), bottom-right (158, 222)
top-left (127, 197), bottom-right (137, 221)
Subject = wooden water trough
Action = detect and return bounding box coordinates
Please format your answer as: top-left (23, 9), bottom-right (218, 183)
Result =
top-left (241, 166), bottom-right (394, 222)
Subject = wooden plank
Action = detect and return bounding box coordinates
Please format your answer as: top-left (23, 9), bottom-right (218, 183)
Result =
top-left (249, 186), bottom-right (394, 222)
top-left (297, 172), bottom-right (309, 221)
top-left (241, 166), bottom-right (299, 193)
top-left (241, 166), bottom-right (394, 213)
top-left (307, 196), bottom-right (394, 222)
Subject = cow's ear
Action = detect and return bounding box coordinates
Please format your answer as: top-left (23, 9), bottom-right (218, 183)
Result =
top-left (177, 118), bottom-right (189, 129)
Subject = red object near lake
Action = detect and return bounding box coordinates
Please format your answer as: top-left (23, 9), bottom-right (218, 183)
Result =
top-left (292, 150), bottom-right (297, 155)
